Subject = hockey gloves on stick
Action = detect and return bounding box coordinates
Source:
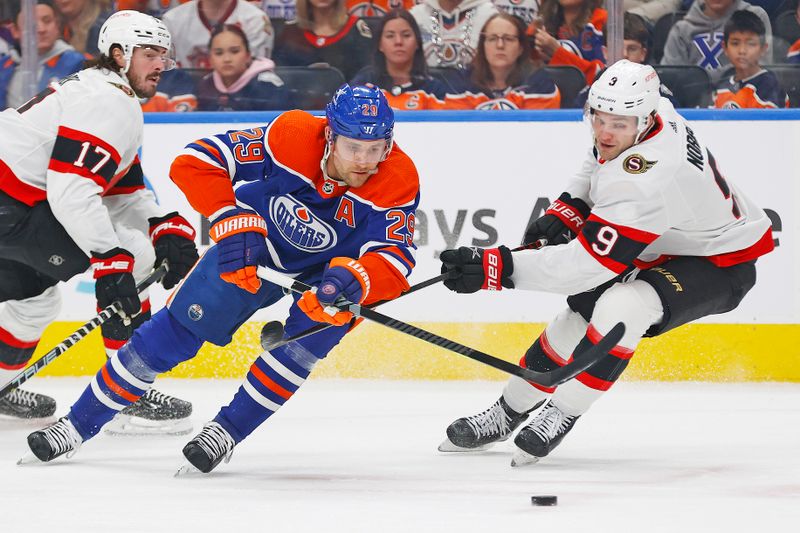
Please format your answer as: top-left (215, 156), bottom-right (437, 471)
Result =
top-left (298, 257), bottom-right (370, 326)
top-left (148, 212), bottom-right (199, 289)
top-left (91, 248), bottom-right (141, 318)
top-left (440, 246), bottom-right (514, 294)
top-left (523, 193), bottom-right (590, 247)
top-left (210, 208), bottom-right (268, 294)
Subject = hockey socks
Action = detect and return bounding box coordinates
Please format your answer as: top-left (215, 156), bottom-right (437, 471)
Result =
top-left (214, 342), bottom-right (318, 443)
top-left (68, 342), bottom-right (157, 440)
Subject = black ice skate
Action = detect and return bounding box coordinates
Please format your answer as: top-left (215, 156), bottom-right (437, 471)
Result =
top-left (105, 388), bottom-right (193, 436)
top-left (23, 416), bottom-right (83, 463)
top-left (178, 421), bottom-right (236, 475)
top-left (511, 400), bottom-right (580, 466)
top-left (0, 388), bottom-right (56, 419)
top-left (438, 397), bottom-right (532, 452)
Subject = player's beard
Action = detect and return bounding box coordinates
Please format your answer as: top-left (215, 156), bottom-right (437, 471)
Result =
top-left (129, 71), bottom-right (160, 99)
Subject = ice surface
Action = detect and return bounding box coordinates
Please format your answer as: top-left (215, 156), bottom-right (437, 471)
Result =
top-left (1, 379), bottom-right (798, 532)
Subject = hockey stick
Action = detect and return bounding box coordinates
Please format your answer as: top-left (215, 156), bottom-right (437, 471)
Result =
top-left (259, 271), bottom-right (452, 351)
top-left (256, 266), bottom-right (624, 388)
top-left (260, 243), bottom-right (544, 351)
top-left (0, 265), bottom-right (168, 399)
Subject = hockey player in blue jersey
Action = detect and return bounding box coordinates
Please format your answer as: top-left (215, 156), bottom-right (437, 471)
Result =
top-left (24, 84), bottom-right (421, 472)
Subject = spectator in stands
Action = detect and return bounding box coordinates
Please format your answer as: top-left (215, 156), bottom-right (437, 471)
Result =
top-left (261, 0), bottom-right (297, 20)
top-left (346, 0), bottom-right (416, 18)
top-left (787, 1), bottom-right (799, 63)
top-left (444, 12), bottom-right (561, 108)
top-left (116, 1), bottom-right (189, 18)
top-left (163, 0), bottom-right (274, 68)
top-left (273, 0), bottom-right (372, 80)
top-left (1, 0), bottom-right (86, 109)
top-left (197, 23), bottom-right (289, 109)
top-left (493, 0), bottom-right (540, 25)
top-left (530, 0), bottom-right (606, 85)
top-left (410, 0), bottom-right (499, 69)
top-left (351, 9), bottom-right (448, 109)
top-left (140, 67), bottom-right (198, 111)
top-left (661, 0), bottom-right (772, 83)
top-left (713, 10), bottom-right (787, 107)
top-left (54, 0), bottom-right (113, 54)
top-left (624, 0), bottom-right (682, 26)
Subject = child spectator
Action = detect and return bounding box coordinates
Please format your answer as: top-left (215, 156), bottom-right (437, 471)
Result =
top-left (661, 0), bottom-right (772, 84)
top-left (351, 9), bottom-right (448, 109)
top-left (410, 0), bottom-right (499, 69)
top-left (140, 67), bottom-right (198, 111)
top-left (787, 2), bottom-right (799, 63)
top-left (196, 23), bottom-right (289, 109)
top-left (1, 0), bottom-right (87, 109)
top-left (346, 0), bottom-right (417, 18)
top-left (530, 0), bottom-right (606, 85)
top-left (163, 0), bottom-right (274, 68)
top-left (444, 12), bottom-right (560, 108)
top-left (713, 9), bottom-right (787, 108)
top-left (54, 0), bottom-right (114, 54)
top-left (273, 0), bottom-right (373, 80)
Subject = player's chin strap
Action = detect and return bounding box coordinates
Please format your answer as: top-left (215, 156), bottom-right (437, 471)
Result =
top-left (255, 266), bottom-right (625, 388)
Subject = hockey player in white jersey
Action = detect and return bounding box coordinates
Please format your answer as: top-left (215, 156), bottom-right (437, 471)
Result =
top-left (437, 59), bottom-right (774, 466)
top-left (0, 11), bottom-right (199, 431)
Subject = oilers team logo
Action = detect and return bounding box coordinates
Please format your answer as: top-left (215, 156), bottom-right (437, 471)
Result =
top-left (476, 99), bottom-right (519, 110)
top-left (270, 195), bottom-right (337, 252)
top-left (188, 304), bottom-right (203, 321)
top-left (622, 154), bottom-right (658, 174)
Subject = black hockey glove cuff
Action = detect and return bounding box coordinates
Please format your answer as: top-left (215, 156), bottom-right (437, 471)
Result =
top-left (440, 246), bottom-right (514, 294)
top-left (148, 212), bottom-right (199, 289)
top-left (523, 193), bottom-right (591, 247)
top-left (91, 247), bottom-right (141, 317)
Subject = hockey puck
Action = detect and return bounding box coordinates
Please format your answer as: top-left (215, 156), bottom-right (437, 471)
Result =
top-left (531, 495), bottom-right (558, 506)
top-left (260, 321), bottom-right (285, 350)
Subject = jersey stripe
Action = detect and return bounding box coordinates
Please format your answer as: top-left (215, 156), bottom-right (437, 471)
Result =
top-left (49, 126), bottom-right (121, 186)
top-left (578, 214), bottom-right (659, 274)
top-left (0, 159), bottom-right (46, 205)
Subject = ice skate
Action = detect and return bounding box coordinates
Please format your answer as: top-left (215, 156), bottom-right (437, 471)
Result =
top-left (177, 421), bottom-right (236, 475)
top-left (0, 388), bottom-right (56, 419)
top-left (511, 400), bottom-right (580, 467)
top-left (21, 416), bottom-right (83, 464)
top-left (105, 388), bottom-right (193, 436)
top-left (438, 397), bottom-right (532, 452)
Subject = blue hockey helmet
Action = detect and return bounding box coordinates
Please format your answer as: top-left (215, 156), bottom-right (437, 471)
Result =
top-left (325, 84), bottom-right (394, 143)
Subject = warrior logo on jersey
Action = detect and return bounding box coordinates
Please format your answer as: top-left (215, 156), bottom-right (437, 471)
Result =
top-left (270, 195), bottom-right (338, 252)
top-left (622, 154), bottom-right (657, 174)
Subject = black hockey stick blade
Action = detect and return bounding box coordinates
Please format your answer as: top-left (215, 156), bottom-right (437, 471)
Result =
top-left (256, 266), bottom-right (623, 387)
top-left (258, 272), bottom-right (452, 351)
top-left (0, 265), bottom-right (167, 399)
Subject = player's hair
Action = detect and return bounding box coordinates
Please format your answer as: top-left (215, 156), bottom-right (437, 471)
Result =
top-left (295, 0), bottom-right (348, 32)
top-left (371, 10), bottom-right (430, 87)
top-left (540, 0), bottom-right (602, 37)
top-left (84, 44), bottom-right (123, 72)
top-left (623, 12), bottom-right (652, 51)
top-left (723, 10), bottom-right (767, 44)
top-left (471, 13), bottom-right (533, 91)
top-left (209, 23), bottom-right (251, 54)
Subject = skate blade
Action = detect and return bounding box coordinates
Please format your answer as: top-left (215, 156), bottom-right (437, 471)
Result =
top-left (174, 462), bottom-right (203, 477)
top-left (104, 414), bottom-right (193, 437)
top-left (437, 438), bottom-right (492, 453)
top-left (510, 449), bottom-right (542, 467)
top-left (17, 451), bottom-right (44, 466)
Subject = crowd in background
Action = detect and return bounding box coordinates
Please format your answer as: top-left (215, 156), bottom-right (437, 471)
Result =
top-left (1, 0), bottom-right (799, 111)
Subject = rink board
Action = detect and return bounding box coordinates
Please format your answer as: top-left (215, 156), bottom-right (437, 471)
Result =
top-left (17, 110), bottom-right (800, 381)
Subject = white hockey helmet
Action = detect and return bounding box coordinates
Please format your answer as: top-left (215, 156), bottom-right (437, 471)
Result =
top-left (587, 59), bottom-right (660, 134)
top-left (97, 10), bottom-right (174, 73)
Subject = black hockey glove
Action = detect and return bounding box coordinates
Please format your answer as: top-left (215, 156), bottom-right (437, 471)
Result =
top-left (440, 246), bottom-right (514, 294)
top-left (523, 193), bottom-right (591, 248)
top-left (148, 211), bottom-right (199, 289)
top-left (91, 247), bottom-right (141, 317)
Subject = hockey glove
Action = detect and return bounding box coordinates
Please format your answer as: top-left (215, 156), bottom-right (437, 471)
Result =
top-left (210, 208), bottom-right (268, 294)
top-left (523, 193), bottom-right (590, 248)
top-left (148, 211), bottom-right (199, 290)
top-left (91, 247), bottom-right (141, 317)
top-left (298, 257), bottom-right (371, 326)
top-left (440, 246), bottom-right (514, 294)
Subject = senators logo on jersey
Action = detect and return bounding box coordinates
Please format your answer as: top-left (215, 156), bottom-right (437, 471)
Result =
top-left (622, 154), bottom-right (657, 174)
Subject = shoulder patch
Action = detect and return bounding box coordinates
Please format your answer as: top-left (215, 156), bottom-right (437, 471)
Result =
top-left (622, 154), bottom-right (657, 174)
top-left (107, 82), bottom-right (135, 97)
